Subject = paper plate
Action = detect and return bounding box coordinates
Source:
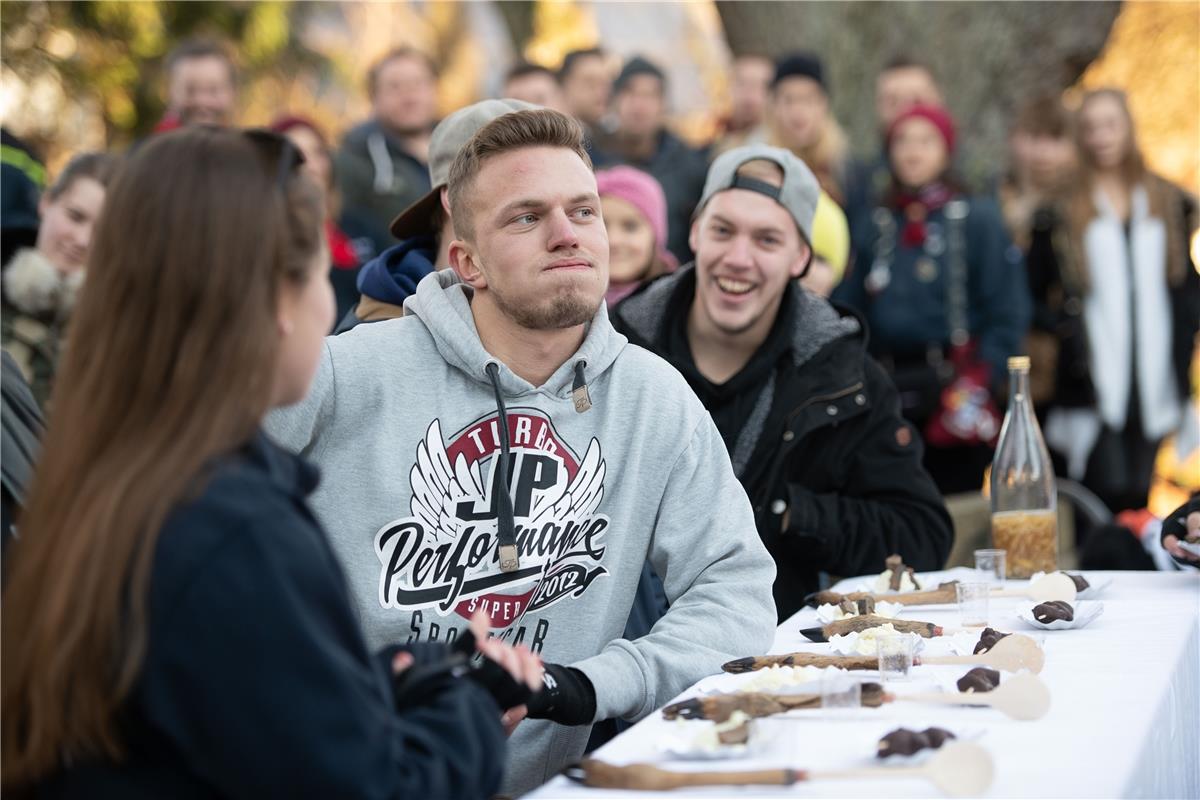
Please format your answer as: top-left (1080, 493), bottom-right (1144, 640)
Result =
top-left (829, 627), bottom-right (926, 657)
top-left (1017, 601), bottom-right (1104, 630)
top-left (816, 601), bottom-right (905, 624)
top-left (657, 716), bottom-right (760, 761)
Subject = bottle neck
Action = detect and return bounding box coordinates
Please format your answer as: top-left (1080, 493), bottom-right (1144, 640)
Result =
top-left (1007, 368), bottom-right (1030, 409)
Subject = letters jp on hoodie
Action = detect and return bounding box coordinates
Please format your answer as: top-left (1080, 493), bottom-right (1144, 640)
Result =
top-left (266, 269), bottom-right (777, 795)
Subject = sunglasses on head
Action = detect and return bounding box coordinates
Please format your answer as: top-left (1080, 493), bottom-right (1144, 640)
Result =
top-left (242, 128), bottom-right (306, 189)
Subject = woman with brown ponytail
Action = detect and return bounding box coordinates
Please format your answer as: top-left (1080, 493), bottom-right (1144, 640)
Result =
top-left (2, 127), bottom-right (540, 798)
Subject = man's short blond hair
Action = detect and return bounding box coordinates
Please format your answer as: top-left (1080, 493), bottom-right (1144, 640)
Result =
top-left (446, 109), bottom-right (592, 241)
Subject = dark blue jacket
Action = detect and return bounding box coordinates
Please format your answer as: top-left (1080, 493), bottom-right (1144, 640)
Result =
top-left (335, 235), bottom-right (437, 334)
top-left (834, 195), bottom-right (1031, 386)
top-left (40, 433), bottom-right (505, 799)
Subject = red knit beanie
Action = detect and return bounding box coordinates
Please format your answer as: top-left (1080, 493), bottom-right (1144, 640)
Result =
top-left (887, 104), bottom-right (956, 155)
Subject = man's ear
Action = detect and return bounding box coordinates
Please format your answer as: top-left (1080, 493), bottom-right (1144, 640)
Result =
top-left (790, 243), bottom-right (813, 279)
top-left (439, 186), bottom-right (452, 217)
top-left (688, 215), bottom-right (703, 256)
top-left (449, 239), bottom-right (487, 289)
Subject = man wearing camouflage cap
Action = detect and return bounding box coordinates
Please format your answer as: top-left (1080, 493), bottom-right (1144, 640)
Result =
top-left (337, 98), bottom-right (536, 332)
top-left (612, 144), bottom-right (953, 621)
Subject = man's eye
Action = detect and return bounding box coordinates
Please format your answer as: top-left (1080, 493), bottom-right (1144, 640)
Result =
top-left (575, 207), bottom-right (596, 218)
top-left (514, 214), bottom-right (537, 225)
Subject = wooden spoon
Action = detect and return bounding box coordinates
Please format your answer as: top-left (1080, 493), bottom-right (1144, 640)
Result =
top-left (917, 632), bottom-right (1045, 674)
top-left (890, 672), bottom-right (1051, 721)
top-left (573, 741), bottom-right (993, 797)
top-left (991, 571), bottom-right (1077, 603)
top-left (807, 582), bottom-right (960, 608)
top-left (723, 652), bottom-right (879, 673)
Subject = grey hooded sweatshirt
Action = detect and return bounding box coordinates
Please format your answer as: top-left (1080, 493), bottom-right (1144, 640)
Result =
top-left (265, 270), bottom-right (776, 795)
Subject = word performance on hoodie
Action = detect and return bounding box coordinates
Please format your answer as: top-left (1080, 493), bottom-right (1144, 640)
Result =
top-left (374, 410), bottom-right (611, 649)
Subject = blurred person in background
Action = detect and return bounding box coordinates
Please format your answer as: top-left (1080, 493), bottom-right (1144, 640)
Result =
top-left (834, 104), bottom-right (1030, 495)
top-left (1, 129), bottom-right (44, 264)
top-left (596, 165), bottom-right (677, 307)
top-left (995, 96), bottom-right (1083, 420)
top-left (605, 56), bottom-right (707, 265)
top-left (711, 54), bottom-right (773, 157)
top-left (1043, 88), bottom-right (1200, 516)
top-left (844, 55), bottom-right (945, 226)
top-left (272, 115), bottom-right (365, 326)
top-left (2, 153), bottom-right (116, 408)
top-left (336, 99), bottom-right (535, 333)
top-left (558, 48), bottom-right (612, 137)
top-left (503, 62), bottom-right (567, 113)
top-left (155, 38), bottom-right (237, 132)
top-left (798, 190), bottom-right (850, 298)
top-left (1, 127), bottom-right (539, 797)
top-left (336, 47), bottom-right (438, 255)
top-left (767, 52), bottom-right (852, 206)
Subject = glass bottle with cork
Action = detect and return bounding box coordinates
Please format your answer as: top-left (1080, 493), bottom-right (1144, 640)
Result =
top-left (990, 356), bottom-right (1057, 577)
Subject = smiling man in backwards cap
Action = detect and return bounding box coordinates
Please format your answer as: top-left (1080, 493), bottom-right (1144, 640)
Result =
top-left (612, 144), bottom-right (953, 622)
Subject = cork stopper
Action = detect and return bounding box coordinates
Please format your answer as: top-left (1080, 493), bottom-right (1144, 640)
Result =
top-left (1008, 356), bottom-right (1031, 371)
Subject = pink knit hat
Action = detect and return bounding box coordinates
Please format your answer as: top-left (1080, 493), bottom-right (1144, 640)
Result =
top-left (595, 166), bottom-right (678, 272)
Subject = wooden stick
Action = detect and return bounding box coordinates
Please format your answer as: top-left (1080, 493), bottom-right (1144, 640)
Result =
top-left (579, 760), bottom-right (803, 790)
top-left (723, 652), bottom-right (879, 673)
top-left (810, 582), bottom-right (960, 608)
top-left (663, 684), bottom-right (886, 722)
top-left (814, 614), bottom-right (942, 639)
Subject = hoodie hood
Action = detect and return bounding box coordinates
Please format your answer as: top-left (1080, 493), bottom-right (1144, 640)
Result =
top-left (615, 264), bottom-right (860, 371)
top-left (355, 235), bottom-right (437, 307)
top-left (404, 269), bottom-right (628, 402)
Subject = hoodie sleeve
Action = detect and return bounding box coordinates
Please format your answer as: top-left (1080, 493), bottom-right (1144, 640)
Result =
top-left (570, 416), bottom-right (778, 722)
top-left (263, 340), bottom-right (336, 457)
top-left (140, 504), bottom-right (506, 800)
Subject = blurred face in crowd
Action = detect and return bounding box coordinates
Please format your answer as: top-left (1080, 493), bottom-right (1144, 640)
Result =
top-left (1079, 93), bottom-right (1133, 170)
top-left (600, 195), bottom-right (656, 285)
top-left (283, 125), bottom-right (334, 194)
top-left (799, 256), bottom-right (837, 298)
top-left (373, 54), bottom-right (438, 137)
top-left (689, 174), bottom-right (809, 340)
top-left (37, 177), bottom-right (107, 274)
top-left (876, 66), bottom-right (942, 132)
top-left (1011, 129), bottom-right (1077, 190)
top-left (890, 117), bottom-right (948, 189)
top-left (451, 146), bottom-right (608, 331)
top-left (614, 74), bottom-right (665, 139)
top-left (771, 76), bottom-right (827, 151)
top-left (167, 55), bottom-right (236, 126)
top-left (729, 56), bottom-right (773, 130)
top-left (505, 72), bottom-right (567, 113)
top-left (561, 54), bottom-right (611, 126)
top-left (273, 241), bottom-right (335, 407)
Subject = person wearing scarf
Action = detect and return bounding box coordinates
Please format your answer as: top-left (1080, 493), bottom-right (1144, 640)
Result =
top-left (834, 104), bottom-right (1031, 495)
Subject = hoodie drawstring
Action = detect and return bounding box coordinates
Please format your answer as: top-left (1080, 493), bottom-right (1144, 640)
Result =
top-left (572, 360), bottom-right (592, 413)
top-left (485, 363), bottom-right (520, 572)
top-left (367, 131), bottom-right (395, 194)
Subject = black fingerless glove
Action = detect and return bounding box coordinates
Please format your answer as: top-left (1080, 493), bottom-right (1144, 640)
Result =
top-left (524, 663), bottom-right (597, 726)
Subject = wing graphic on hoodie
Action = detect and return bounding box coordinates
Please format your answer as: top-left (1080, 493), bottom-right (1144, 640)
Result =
top-left (409, 419), bottom-right (486, 543)
top-left (529, 437), bottom-right (605, 524)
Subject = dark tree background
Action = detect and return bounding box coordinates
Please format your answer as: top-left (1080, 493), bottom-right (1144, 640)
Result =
top-left (714, 1), bottom-right (1121, 177)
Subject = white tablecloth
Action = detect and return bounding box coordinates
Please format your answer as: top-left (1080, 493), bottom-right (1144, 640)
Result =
top-left (527, 569), bottom-right (1199, 799)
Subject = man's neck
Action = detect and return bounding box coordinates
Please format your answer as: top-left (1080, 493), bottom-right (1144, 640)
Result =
top-left (471, 297), bottom-right (588, 387)
top-left (379, 122), bottom-right (431, 162)
top-left (685, 295), bottom-right (782, 385)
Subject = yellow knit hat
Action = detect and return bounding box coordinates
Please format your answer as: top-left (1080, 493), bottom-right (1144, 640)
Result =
top-left (809, 191), bottom-right (850, 280)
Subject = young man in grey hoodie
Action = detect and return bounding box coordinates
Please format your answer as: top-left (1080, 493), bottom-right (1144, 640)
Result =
top-left (265, 109), bottom-right (777, 795)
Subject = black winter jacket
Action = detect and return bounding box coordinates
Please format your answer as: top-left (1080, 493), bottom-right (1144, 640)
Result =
top-left (39, 433), bottom-right (505, 799)
top-left (613, 269), bottom-right (954, 620)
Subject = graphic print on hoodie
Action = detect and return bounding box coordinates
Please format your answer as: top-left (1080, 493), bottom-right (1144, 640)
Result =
top-left (265, 270), bottom-right (777, 794)
top-left (378, 411), bottom-right (611, 637)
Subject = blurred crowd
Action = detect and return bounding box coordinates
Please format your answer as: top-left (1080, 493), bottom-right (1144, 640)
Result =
top-left (5, 38), bottom-right (1196, 526)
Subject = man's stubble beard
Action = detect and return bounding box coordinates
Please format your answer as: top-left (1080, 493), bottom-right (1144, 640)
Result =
top-left (491, 282), bottom-right (600, 331)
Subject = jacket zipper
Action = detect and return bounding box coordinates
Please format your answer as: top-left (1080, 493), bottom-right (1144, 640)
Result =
top-left (784, 381), bottom-right (865, 427)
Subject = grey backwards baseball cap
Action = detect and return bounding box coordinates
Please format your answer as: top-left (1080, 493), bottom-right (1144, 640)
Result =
top-left (698, 144), bottom-right (820, 245)
top-left (389, 97), bottom-right (538, 239)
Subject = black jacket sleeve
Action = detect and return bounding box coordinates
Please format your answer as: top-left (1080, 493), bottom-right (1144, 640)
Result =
top-left (139, 508), bottom-right (506, 800)
top-left (783, 359), bottom-right (955, 576)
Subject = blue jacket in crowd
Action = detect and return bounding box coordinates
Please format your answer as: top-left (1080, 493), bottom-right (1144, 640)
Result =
top-left (334, 234), bottom-right (438, 334)
top-left (40, 433), bottom-right (505, 799)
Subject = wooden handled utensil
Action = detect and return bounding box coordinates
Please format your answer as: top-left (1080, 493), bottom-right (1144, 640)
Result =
top-left (800, 614), bottom-right (942, 642)
top-left (806, 581), bottom-right (960, 608)
top-left (723, 652), bottom-right (879, 673)
top-left (888, 672), bottom-right (1051, 720)
top-left (917, 632), bottom-right (1045, 674)
top-left (570, 741), bottom-right (994, 797)
top-left (663, 683), bottom-right (886, 722)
